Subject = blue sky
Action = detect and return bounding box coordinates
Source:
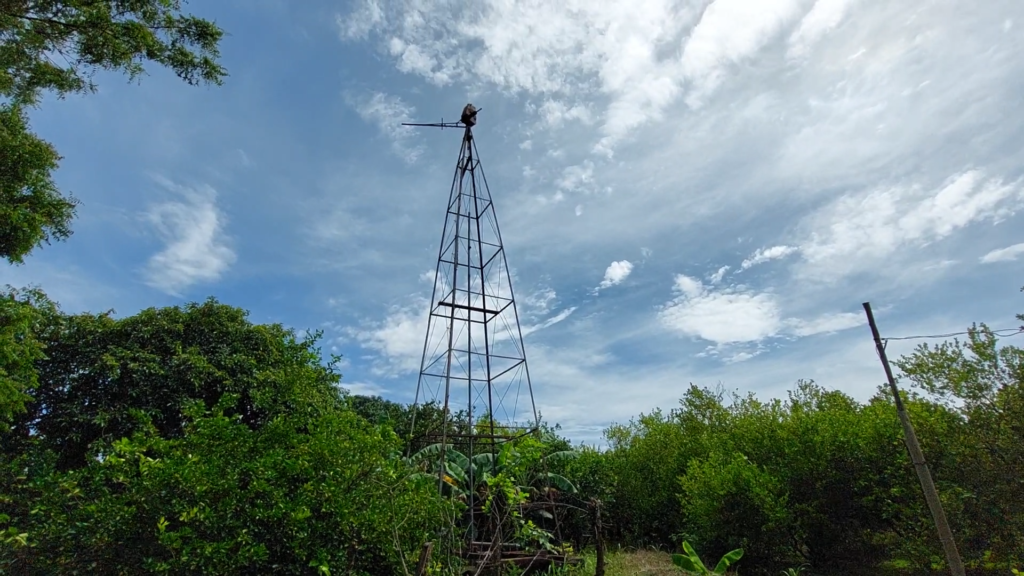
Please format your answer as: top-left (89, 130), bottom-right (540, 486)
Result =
top-left (4, 0), bottom-right (1024, 444)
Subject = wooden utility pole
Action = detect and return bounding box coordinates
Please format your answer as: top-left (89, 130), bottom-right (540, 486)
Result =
top-left (862, 302), bottom-right (965, 576)
top-left (591, 498), bottom-right (605, 576)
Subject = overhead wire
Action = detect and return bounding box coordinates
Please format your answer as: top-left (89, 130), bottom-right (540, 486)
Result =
top-left (883, 327), bottom-right (1024, 342)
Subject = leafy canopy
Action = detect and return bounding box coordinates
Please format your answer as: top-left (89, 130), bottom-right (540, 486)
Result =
top-left (3, 297), bottom-right (347, 470)
top-left (0, 285), bottom-right (57, 428)
top-left (0, 0), bottom-right (227, 263)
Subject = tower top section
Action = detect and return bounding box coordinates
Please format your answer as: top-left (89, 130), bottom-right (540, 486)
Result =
top-left (401, 103), bottom-right (482, 130)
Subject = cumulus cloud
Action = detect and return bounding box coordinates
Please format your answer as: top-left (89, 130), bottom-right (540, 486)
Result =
top-left (980, 243), bottom-right (1024, 264)
top-left (660, 275), bottom-right (782, 344)
top-left (345, 91), bottom-right (423, 163)
top-left (599, 260), bottom-right (634, 289)
top-left (142, 178), bottom-right (235, 296)
top-left (660, 275), bottom-right (865, 349)
top-left (740, 245), bottom-right (798, 270)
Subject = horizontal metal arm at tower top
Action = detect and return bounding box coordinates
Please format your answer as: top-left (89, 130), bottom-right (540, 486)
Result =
top-left (400, 120), bottom-right (468, 130)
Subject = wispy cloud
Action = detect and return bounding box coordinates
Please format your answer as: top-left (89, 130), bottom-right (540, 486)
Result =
top-left (341, 381), bottom-right (388, 396)
top-left (523, 307), bottom-right (578, 336)
top-left (787, 0), bottom-right (859, 59)
top-left (980, 243), bottom-right (1024, 264)
top-left (345, 91), bottom-right (423, 164)
top-left (680, 0), bottom-right (805, 107)
top-left (708, 266), bottom-right (730, 284)
top-left (795, 171), bottom-right (1023, 282)
top-left (142, 178), bottom-right (235, 296)
top-left (784, 312), bottom-right (864, 337)
top-left (740, 245), bottom-right (798, 270)
top-left (350, 300), bottom-right (429, 377)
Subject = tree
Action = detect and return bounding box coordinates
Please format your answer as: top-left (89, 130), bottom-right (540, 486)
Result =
top-left (0, 285), bottom-right (57, 428)
top-left (0, 299), bottom-right (456, 574)
top-left (1, 394), bottom-right (453, 575)
top-left (348, 394), bottom-right (453, 454)
top-left (0, 0), bottom-right (227, 263)
top-left (0, 106), bottom-right (74, 264)
top-left (895, 319), bottom-right (1024, 567)
top-left (3, 297), bottom-right (346, 470)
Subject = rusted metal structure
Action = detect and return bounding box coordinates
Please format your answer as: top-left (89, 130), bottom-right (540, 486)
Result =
top-left (402, 107), bottom-right (579, 574)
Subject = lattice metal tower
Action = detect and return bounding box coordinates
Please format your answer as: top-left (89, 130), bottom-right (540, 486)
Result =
top-left (402, 108), bottom-right (573, 574)
top-left (408, 108), bottom-right (540, 446)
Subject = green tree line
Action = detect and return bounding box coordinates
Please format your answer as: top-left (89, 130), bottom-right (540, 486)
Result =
top-left (554, 314), bottom-right (1024, 575)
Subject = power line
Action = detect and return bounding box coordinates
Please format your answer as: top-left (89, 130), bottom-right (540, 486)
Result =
top-left (883, 327), bottom-right (1024, 342)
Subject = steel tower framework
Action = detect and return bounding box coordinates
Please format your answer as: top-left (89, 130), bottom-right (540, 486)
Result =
top-left (400, 109), bottom-right (578, 574)
top-left (409, 116), bottom-right (539, 450)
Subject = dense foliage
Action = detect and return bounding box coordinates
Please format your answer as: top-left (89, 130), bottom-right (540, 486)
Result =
top-left (0, 0), bottom-right (226, 263)
top-left (556, 313), bottom-right (1024, 575)
top-left (0, 297), bottom-right (455, 574)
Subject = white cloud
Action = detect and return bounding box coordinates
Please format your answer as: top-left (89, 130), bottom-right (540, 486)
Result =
top-left (339, 0), bottom-right (776, 152)
top-left (980, 243), bottom-right (1024, 264)
top-left (660, 275), bottom-right (866, 346)
top-left (345, 91), bottom-right (423, 163)
top-left (557, 161), bottom-right (596, 193)
top-left (322, 0), bottom-right (1024, 440)
top-left (522, 287), bottom-right (558, 316)
top-left (708, 265), bottom-right (731, 284)
top-left (350, 301), bottom-right (429, 377)
top-left (538, 99), bottom-right (594, 128)
top-left (336, 0), bottom-right (384, 40)
top-left (740, 245), bottom-right (798, 270)
top-left (787, 0), bottom-right (858, 59)
top-left (796, 171), bottom-right (1024, 281)
top-left (598, 260), bottom-right (634, 289)
top-left (341, 381), bottom-right (388, 396)
top-left (523, 307), bottom-right (578, 336)
top-left (680, 0), bottom-right (805, 106)
top-left (660, 275), bottom-right (782, 344)
top-left (784, 312), bottom-right (864, 337)
top-left (142, 178), bottom-right (235, 296)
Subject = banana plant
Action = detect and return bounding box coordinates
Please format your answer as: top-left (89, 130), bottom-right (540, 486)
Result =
top-left (672, 541), bottom-right (743, 575)
top-left (404, 440), bottom-right (578, 498)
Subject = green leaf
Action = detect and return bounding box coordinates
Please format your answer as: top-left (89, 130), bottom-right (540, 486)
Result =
top-left (672, 553), bottom-right (705, 573)
top-left (680, 541), bottom-right (709, 573)
top-left (713, 549), bottom-right (744, 574)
